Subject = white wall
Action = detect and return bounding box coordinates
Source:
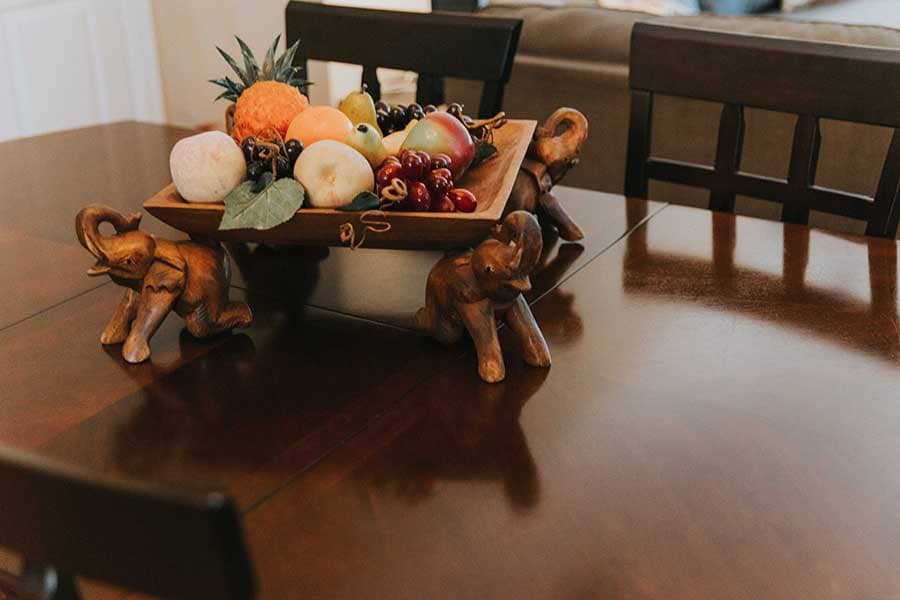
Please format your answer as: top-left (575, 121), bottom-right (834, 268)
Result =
top-left (149, 0), bottom-right (428, 131)
top-left (0, 0), bottom-right (164, 142)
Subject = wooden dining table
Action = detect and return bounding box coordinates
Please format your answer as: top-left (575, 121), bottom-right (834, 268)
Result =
top-left (2, 122), bottom-right (900, 599)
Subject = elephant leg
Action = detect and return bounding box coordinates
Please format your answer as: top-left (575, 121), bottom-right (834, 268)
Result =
top-left (505, 295), bottom-right (551, 368)
top-left (100, 288), bottom-right (139, 345)
top-left (539, 191), bottom-right (584, 242)
top-left (122, 287), bottom-right (177, 363)
top-left (217, 301), bottom-right (253, 331)
top-left (416, 301), bottom-right (463, 345)
top-left (185, 301), bottom-right (252, 338)
top-left (457, 299), bottom-right (505, 383)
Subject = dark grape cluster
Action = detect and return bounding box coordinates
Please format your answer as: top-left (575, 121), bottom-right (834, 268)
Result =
top-left (375, 101), bottom-right (438, 135)
top-left (241, 136), bottom-right (303, 181)
top-left (376, 150), bottom-right (476, 213)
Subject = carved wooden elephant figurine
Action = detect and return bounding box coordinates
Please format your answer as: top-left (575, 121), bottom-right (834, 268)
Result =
top-left (416, 211), bottom-right (551, 383)
top-left (75, 204), bottom-right (252, 363)
top-left (506, 107), bottom-right (590, 241)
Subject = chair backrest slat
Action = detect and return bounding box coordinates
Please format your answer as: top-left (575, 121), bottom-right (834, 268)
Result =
top-left (781, 114), bottom-right (822, 225)
top-left (871, 130), bottom-right (900, 236)
top-left (0, 446), bottom-right (255, 600)
top-left (710, 104), bottom-right (745, 213)
top-left (626, 22), bottom-right (900, 238)
top-left (285, 2), bottom-right (521, 117)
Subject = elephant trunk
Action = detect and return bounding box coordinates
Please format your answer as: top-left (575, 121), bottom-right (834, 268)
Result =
top-left (75, 205), bottom-right (142, 274)
top-left (530, 108), bottom-right (589, 184)
top-left (497, 211), bottom-right (542, 279)
top-left (76, 205), bottom-right (142, 257)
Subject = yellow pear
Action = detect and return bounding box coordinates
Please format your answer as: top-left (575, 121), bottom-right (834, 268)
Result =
top-left (338, 84), bottom-right (380, 133)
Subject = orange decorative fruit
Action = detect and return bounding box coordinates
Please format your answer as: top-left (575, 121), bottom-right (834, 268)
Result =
top-left (285, 106), bottom-right (354, 148)
top-left (210, 35), bottom-right (312, 141)
top-left (233, 81), bottom-right (308, 141)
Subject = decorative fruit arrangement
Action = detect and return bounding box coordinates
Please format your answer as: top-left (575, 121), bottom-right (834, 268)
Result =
top-left (168, 34), bottom-right (511, 232)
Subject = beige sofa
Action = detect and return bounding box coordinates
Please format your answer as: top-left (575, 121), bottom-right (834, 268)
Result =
top-left (447, 2), bottom-right (900, 233)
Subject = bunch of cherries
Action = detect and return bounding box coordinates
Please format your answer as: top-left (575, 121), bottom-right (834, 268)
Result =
top-left (376, 150), bottom-right (477, 213)
top-left (240, 135), bottom-right (304, 181)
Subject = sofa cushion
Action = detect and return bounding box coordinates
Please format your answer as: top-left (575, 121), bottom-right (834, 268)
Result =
top-left (483, 5), bottom-right (652, 66)
top-left (490, 0), bottom-right (698, 14)
top-left (787, 0), bottom-right (900, 29)
top-left (484, 3), bottom-right (900, 69)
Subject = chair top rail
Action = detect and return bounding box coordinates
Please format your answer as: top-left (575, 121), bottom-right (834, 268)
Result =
top-left (285, 2), bottom-right (521, 82)
top-left (0, 445), bottom-right (255, 600)
top-left (630, 22), bottom-right (900, 128)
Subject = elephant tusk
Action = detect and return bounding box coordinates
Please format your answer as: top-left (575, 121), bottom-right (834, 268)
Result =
top-left (87, 261), bottom-right (110, 276)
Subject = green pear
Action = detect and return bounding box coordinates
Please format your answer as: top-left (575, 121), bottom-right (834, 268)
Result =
top-left (338, 85), bottom-right (380, 134)
top-left (344, 123), bottom-right (388, 168)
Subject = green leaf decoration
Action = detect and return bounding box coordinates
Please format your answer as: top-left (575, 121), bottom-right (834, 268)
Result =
top-left (235, 36), bottom-right (260, 83)
top-left (213, 33), bottom-right (314, 101)
top-left (261, 34), bottom-right (280, 79)
top-left (276, 40), bottom-right (300, 80)
top-left (216, 47), bottom-right (250, 86)
top-left (209, 77), bottom-right (244, 102)
top-left (225, 76), bottom-right (244, 92)
top-left (219, 178), bottom-right (305, 231)
top-left (336, 191), bottom-right (380, 212)
top-left (471, 141), bottom-right (498, 169)
top-left (219, 180), bottom-right (256, 217)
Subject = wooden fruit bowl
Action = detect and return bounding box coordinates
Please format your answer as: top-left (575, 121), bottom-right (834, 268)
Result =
top-left (144, 119), bottom-right (536, 250)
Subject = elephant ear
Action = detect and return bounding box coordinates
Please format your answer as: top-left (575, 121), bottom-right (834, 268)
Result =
top-left (145, 240), bottom-right (186, 293)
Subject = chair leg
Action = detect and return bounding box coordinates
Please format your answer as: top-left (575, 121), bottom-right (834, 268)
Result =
top-left (416, 74), bottom-right (444, 107)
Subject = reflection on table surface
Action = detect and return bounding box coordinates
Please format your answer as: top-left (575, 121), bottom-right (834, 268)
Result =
top-left (624, 201), bottom-right (899, 362)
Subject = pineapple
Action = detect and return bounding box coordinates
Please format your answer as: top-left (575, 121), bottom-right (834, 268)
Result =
top-left (210, 35), bottom-right (310, 141)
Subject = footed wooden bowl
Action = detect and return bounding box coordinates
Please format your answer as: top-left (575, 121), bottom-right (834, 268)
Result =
top-left (144, 119), bottom-right (537, 250)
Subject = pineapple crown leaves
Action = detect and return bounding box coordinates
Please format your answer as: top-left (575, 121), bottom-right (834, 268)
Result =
top-left (210, 35), bottom-right (311, 102)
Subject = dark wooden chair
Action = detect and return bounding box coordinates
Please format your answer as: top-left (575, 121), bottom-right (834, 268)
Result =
top-left (625, 23), bottom-right (900, 238)
top-left (0, 446), bottom-right (255, 600)
top-left (284, 2), bottom-right (522, 118)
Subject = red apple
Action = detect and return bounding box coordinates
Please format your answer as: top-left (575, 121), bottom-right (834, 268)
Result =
top-left (401, 112), bottom-right (475, 180)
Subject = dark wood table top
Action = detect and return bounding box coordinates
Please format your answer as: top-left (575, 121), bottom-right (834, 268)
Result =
top-left (2, 122), bottom-right (900, 599)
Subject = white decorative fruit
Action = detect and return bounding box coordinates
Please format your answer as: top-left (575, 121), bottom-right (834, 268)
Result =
top-left (293, 140), bottom-right (374, 208)
top-left (169, 131), bottom-right (246, 203)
